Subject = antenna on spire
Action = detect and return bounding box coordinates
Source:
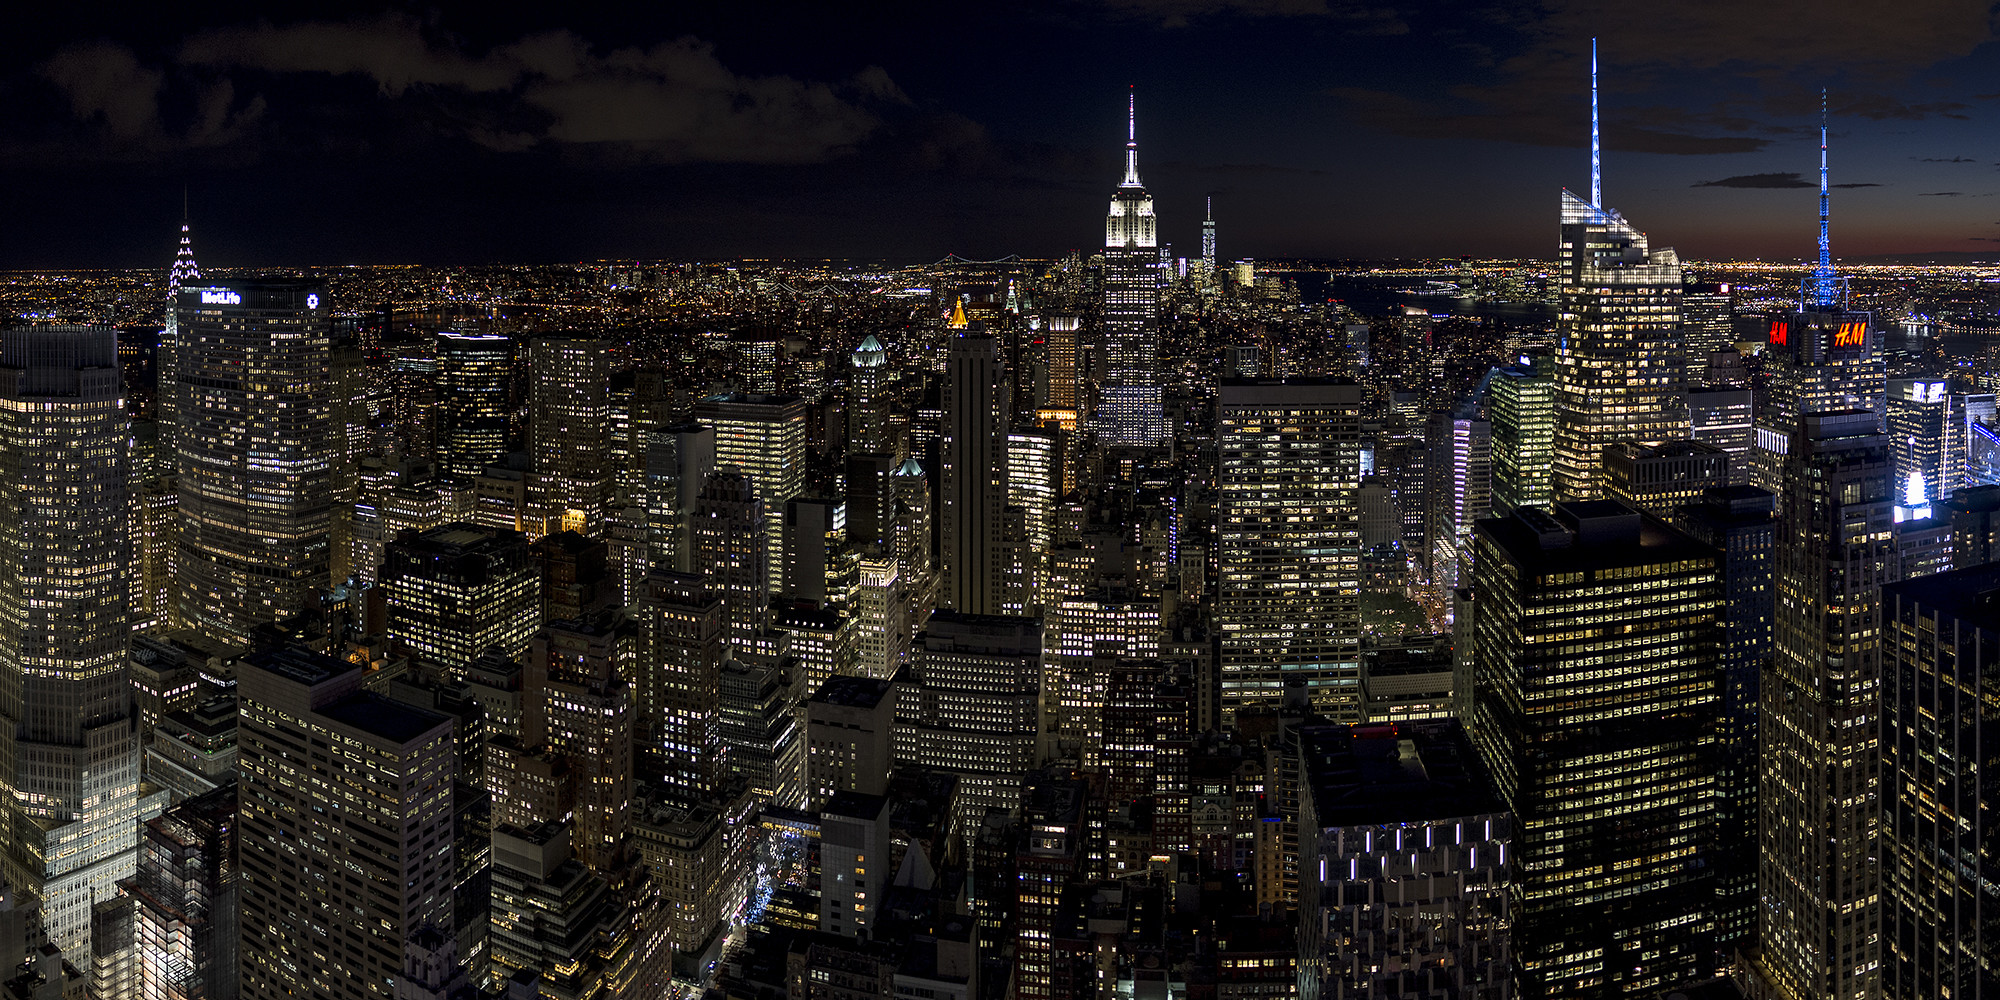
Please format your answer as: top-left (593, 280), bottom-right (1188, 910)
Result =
top-left (1803, 89), bottom-right (1845, 310)
top-left (1590, 37), bottom-right (1601, 210)
top-left (1121, 87), bottom-right (1142, 187)
top-left (1207, 196), bottom-right (1212, 221)
top-left (182, 185), bottom-right (188, 222)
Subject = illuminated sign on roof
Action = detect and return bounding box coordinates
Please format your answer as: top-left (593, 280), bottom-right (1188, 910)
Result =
top-left (200, 290), bottom-right (241, 305)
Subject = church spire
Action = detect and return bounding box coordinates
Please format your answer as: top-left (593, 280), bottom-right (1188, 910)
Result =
top-left (1121, 88), bottom-right (1141, 188)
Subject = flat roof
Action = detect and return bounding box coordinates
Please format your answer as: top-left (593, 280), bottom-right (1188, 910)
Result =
top-left (318, 692), bottom-right (451, 745)
top-left (1302, 720), bottom-right (1503, 827)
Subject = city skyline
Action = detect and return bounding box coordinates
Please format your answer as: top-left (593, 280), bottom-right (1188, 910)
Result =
top-left (8, 4), bottom-right (2000, 267)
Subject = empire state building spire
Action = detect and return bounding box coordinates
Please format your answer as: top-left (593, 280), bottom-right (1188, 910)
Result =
top-left (1121, 89), bottom-right (1141, 187)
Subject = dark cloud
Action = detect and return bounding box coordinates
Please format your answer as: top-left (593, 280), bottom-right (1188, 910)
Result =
top-left (1914, 155), bottom-right (1977, 162)
top-left (1921, 190), bottom-right (1964, 196)
top-left (1693, 172), bottom-right (1813, 188)
top-left (35, 41), bottom-right (264, 159)
top-left (1832, 182), bottom-right (1883, 188)
top-left (43, 15), bottom-right (906, 166)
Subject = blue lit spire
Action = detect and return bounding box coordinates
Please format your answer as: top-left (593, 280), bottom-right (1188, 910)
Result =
top-left (1590, 37), bottom-right (1601, 210)
top-left (1807, 90), bottom-right (1839, 309)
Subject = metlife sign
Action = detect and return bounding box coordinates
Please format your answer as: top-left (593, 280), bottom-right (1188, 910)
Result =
top-left (200, 290), bottom-right (241, 305)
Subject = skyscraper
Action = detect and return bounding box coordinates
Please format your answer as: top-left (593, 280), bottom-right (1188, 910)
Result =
top-left (1096, 93), bottom-right (1167, 447)
top-left (940, 315), bottom-right (1008, 615)
top-left (1470, 501), bottom-right (1723, 995)
top-left (1752, 411), bottom-right (1895, 1000)
top-left (1551, 43), bottom-right (1688, 500)
top-left (1671, 484), bottom-right (1777, 954)
top-left (128, 784), bottom-right (237, 1000)
top-left (0, 325), bottom-right (154, 962)
top-left (173, 280), bottom-right (335, 643)
top-left (237, 647), bottom-right (456, 1000)
top-left (846, 335), bottom-right (893, 455)
top-left (530, 337), bottom-right (611, 537)
top-left (1751, 99), bottom-right (1886, 495)
top-left (692, 472), bottom-right (768, 651)
top-left (641, 570), bottom-right (725, 805)
top-left (159, 213), bottom-right (199, 443)
top-left (1217, 379), bottom-right (1364, 723)
top-left (1880, 562), bottom-right (2000, 1000)
top-left (380, 523), bottom-right (541, 681)
top-left (695, 392), bottom-right (806, 590)
top-left (437, 332), bottom-right (513, 478)
top-left (1488, 358), bottom-right (1555, 515)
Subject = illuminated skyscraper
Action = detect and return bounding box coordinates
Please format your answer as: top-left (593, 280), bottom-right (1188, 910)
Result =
top-left (941, 317), bottom-right (1008, 615)
top-left (530, 337), bottom-right (611, 537)
top-left (0, 325), bottom-right (154, 962)
top-left (1688, 385), bottom-right (1755, 485)
top-left (1682, 282), bottom-right (1735, 385)
top-left (1751, 100), bottom-right (1886, 494)
top-left (846, 335), bottom-right (892, 455)
top-left (1489, 358), bottom-right (1556, 515)
top-left (1551, 42), bottom-right (1688, 500)
top-left (641, 571), bottom-right (724, 804)
top-left (1672, 484), bottom-right (1777, 954)
top-left (380, 523), bottom-right (541, 681)
top-left (159, 213), bottom-right (199, 443)
top-left (237, 648), bottom-right (455, 1000)
top-left (692, 472), bottom-right (768, 652)
top-left (1886, 378), bottom-right (1994, 503)
top-left (1752, 411), bottom-right (1895, 1000)
top-left (1470, 501), bottom-right (1723, 995)
top-left (437, 332), bottom-right (513, 478)
top-left (1880, 563), bottom-right (2000, 1000)
top-left (129, 784), bottom-right (236, 1000)
top-left (173, 280), bottom-right (335, 643)
top-left (528, 615), bottom-right (638, 876)
top-left (1096, 93), bottom-right (1167, 447)
top-left (695, 392), bottom-right (806, 590)
top-left (1217, 379), bottom-right (1364, 723)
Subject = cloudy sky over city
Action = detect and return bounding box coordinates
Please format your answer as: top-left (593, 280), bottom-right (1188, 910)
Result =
top-left (9, 0), bottom-right (2000, 266)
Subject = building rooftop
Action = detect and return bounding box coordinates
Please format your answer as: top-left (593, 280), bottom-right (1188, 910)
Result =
top-left (1301, 720), bottom-right (1504, 827)
top-left (1477, 501), bottom-right (1711, 571)
top-left (1884, 562), bottom-right (2000, 632)
top-left (318, 691), bottom-right (452, 745)
top-left (809, 674), bottom-right (894, 709)
top-left (245, 646), bottom-right (359, 688)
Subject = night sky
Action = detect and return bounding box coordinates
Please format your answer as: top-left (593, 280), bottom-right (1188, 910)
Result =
top-left (9, 1), bottom-right (2000, 268)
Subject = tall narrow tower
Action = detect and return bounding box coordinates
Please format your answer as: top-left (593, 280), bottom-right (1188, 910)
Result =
top-left (0, 325), bottom-right (149, 962)
top-left (159, 209), bottom-right (199, 441)
top-left (1751, 412), bottom-right (1893, 1000)
top-left (1550, 41), bottom-right (1689, 500)
top-left (941, 309), bottom-right (1009, 615)
top-left (1096, 91), bottom-right (1167, 448)
top-left (1750, 94), bottom-right (1886, 493)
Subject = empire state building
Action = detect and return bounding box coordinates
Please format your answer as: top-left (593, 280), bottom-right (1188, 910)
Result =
top-left (1096, 93), bottom-right (1167, 448)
